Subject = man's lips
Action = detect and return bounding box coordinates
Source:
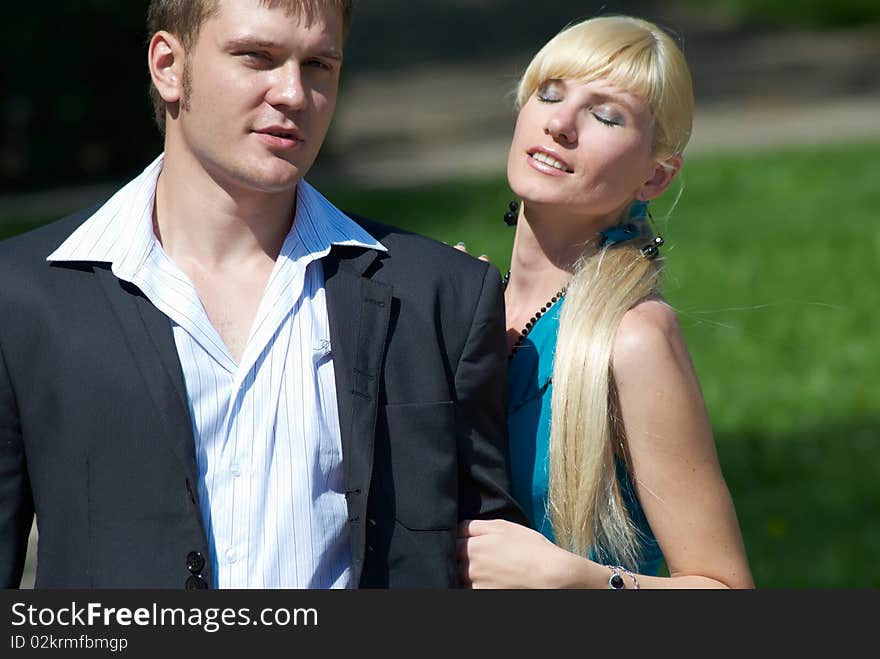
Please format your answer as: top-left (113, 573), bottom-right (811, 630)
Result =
top-left (253, 126), bottom-right (304, 148)
top-left (527, 147), bottom-right (574, 174)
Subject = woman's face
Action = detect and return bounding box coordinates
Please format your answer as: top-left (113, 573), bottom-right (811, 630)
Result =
top-left (507, 76), bottom-right (667, 222)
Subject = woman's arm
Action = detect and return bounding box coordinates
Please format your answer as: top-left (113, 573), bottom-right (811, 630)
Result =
top-left (603, 297), bottom-right (754, 588)
top-left (458, 297), bottom-right (754, 589)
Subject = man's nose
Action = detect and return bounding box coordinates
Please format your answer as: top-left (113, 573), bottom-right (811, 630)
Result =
top-left (266, 63), bottom-right (308, 110)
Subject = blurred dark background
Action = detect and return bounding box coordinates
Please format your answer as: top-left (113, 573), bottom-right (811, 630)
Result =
top-left (2, 0), bottom-right (878, 194)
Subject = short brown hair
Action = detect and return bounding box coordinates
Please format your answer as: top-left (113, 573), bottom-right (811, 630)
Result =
top-left (147, 0), bottom-right (354, 134)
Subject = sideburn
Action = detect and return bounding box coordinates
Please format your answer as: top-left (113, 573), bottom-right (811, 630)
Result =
top-left (180, 56), bottom-right (193, 113)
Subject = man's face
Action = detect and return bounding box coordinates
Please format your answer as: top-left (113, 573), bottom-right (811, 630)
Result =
top-left (172, 0), bottom-right (344, 194)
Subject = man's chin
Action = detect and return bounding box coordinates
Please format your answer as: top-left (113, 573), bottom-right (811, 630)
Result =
top-left (239, 161), bottom-right (311, 194)
top-left (252, 176), bottom-right (302, 194)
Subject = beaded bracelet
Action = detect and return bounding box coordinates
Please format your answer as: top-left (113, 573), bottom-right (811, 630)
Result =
top-left (607, 565), bottom-right (640, 590)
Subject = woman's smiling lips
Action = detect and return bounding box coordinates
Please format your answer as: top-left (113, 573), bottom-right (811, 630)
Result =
top-left (526, 147), bottom-right (574, 175)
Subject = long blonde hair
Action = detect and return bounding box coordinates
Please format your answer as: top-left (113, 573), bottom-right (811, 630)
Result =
top-left (516, 15), bottom-right (694, 567)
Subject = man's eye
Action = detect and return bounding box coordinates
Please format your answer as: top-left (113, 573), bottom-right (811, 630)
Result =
top-left (305, 59), bottom-right (333, 71)
top-left (239, 51), bottom-right (270, 63)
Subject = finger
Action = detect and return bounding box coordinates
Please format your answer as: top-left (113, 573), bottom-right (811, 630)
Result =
top-left (459, 518), bottom-right (495, 537)
top-left (478, 254), bottom-right (489, 262)
top-left (459, 519), bottom-right (490, 537)
top-left (454, 241), bottom-right (468, 253)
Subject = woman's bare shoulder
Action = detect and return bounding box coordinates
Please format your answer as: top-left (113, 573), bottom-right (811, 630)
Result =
top-left (612, 295), bottom-right (687, 374)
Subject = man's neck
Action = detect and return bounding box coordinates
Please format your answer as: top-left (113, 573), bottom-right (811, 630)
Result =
top-left (153, 151), bottom-right (298, 270)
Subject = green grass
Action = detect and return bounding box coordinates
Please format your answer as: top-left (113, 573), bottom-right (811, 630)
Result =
top-left (3, 140), bottom-right (878, 587)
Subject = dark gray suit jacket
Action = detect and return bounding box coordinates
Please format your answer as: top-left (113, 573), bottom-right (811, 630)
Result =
top-left (0, 206), bottom-right (526, 588)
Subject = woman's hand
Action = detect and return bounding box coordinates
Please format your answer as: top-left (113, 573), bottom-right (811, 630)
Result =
top-left (457, 519), bottom-right (573, 588)
top-left (453, 242), bottom-right (489, 262)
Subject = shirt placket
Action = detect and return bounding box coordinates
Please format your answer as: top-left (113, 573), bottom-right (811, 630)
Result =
top-left (217, 242), bottom-right (311, 587)
top-left (221, 378), bottom-right (252, 587)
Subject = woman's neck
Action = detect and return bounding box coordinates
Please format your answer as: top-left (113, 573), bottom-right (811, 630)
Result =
top-left (506, 203), bottom-right (604, 297)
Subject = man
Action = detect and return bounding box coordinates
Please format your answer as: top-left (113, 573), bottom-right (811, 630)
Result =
top-left (0, 0), bottom-right (524, 588)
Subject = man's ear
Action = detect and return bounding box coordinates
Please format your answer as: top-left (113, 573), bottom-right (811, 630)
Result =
top-left (638, 153), bottom-right (683, 201)
top-left (148, 31), bottom-right (186, 105)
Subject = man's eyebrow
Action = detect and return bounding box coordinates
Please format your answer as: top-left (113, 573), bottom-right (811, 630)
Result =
top-left (223, 36), bottom-right (343, 60)
top-left (224, 37), bottom-right (281, 51)
top-left (317, 48), bottom-right (343, 61)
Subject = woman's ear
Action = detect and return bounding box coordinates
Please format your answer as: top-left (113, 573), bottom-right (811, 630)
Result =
top-left (638, 153), bottom-right (683, 201)
top-left (148, 31), bottom-right (186, 106)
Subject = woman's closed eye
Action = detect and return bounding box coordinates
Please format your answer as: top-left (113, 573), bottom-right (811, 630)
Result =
top-left (536, 81), bottom-right (564, 103)
top-left (592, 111), bottom-right (623, 127)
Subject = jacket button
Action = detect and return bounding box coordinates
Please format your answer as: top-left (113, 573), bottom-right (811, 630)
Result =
top-left (186, 551), bottom-right (206, 575)
top-left (185, 575), bottom-right (209, 590)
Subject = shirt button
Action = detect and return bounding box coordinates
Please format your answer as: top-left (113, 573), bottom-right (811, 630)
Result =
top-left (225, 548), bottom-right (238, 564)
top-left (231, 463), bottom-right (241, 477)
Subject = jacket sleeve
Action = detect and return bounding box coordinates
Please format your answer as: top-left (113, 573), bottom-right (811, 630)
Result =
top-left (454, 261), bottom-right (529, 526)
top-left (0, 337), bottom-right (34, 587)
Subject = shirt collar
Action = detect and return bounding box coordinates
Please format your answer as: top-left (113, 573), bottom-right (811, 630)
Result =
top-left (46, 154), bottom-right (163, 281)
top-left (292, 178), bottom-right (387, 259)
top-left (46, 153), bottom-right (386, 280)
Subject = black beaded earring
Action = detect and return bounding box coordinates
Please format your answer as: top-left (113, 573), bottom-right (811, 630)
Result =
top-left (503, 200), bottom-right (519, 226)
top-left (640, 235), bottom-right (664, 260)
top-left (640, 208), bottom-right (664, 260)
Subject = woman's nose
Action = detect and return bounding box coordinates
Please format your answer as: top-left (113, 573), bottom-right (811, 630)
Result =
top-left (545, 108), bottom-right (578, 145)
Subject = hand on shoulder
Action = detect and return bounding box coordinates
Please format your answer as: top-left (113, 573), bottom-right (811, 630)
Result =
top-left (452, 242), bottom-right (489, 262)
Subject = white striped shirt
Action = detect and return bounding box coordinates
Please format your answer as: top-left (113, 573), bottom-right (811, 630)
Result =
top-left (48, 154), bottom-right (386, 589)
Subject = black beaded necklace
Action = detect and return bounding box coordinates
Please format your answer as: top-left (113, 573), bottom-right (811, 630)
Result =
top-left (503, 270), bottom-right (567, 359)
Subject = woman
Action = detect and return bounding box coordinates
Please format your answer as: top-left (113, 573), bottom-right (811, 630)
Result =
top-left (457, 15), bottom-right (754, 588)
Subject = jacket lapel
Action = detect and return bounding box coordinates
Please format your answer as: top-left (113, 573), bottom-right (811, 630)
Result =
top-left (93, 265), bottom-right (199, 490)
top-left (323, 246), bottom-right (391, 586)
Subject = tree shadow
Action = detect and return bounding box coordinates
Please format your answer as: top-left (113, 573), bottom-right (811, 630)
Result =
top-left (715, 416), bottom-right (880, 588)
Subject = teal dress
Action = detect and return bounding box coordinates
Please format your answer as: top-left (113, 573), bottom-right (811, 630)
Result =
top-left (507, 298), bottom-right (663, 576)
